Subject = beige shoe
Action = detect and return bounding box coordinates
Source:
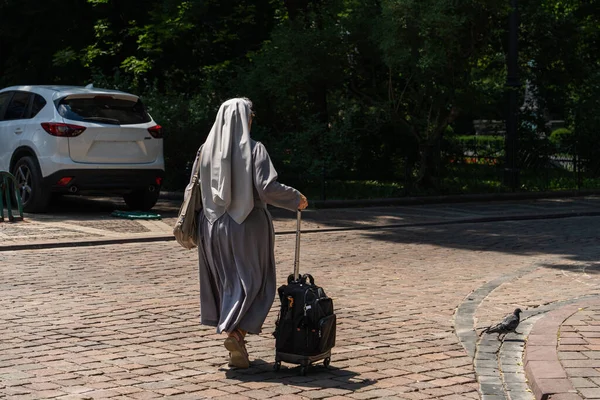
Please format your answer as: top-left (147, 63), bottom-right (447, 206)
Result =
top-left (224, 337), bottom-right (250, 369)
top-left (228, 339), bottom-right (249, 367)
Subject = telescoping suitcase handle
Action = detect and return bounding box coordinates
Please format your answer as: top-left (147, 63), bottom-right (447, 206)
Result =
top-left (294, 210), bottom-right (301, 281)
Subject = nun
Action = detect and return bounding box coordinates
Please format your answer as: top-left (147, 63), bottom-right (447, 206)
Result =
top-left (196, 97), bottom-right (308, 368)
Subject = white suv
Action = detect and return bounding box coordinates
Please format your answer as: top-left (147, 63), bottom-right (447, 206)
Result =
top-left (0, 85), bottom-right (165, 212)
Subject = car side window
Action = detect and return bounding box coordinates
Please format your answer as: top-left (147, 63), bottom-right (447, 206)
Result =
top-left (31, 94), bottom-right (47, 118)
top-left (4, 92), bottom-right (32, 121)
top-left (0, 92), bottom-right (12, 121)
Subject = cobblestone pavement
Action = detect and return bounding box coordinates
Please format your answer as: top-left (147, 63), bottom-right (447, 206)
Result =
top-left (2, 199), bottom-right (600, 399)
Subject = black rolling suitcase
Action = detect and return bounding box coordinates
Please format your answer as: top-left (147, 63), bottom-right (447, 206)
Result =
top-left (273, 210), bottom-right (336, 375)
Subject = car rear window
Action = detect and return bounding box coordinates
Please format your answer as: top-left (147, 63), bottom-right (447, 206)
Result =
top-left (56, 96), bottom-right (152, 125)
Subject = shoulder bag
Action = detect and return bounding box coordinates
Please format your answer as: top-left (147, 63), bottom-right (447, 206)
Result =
top-left (173, 149), bottom-right (203, 249)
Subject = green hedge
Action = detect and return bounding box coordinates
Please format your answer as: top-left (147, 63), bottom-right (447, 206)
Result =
top-left (548, 128), bottom-right (574, 154)
top-left (446, 135), bottom-right (505, 157)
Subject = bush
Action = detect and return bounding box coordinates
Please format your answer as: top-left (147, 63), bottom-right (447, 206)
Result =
top-left (549, 128), bottom-right (574, 154)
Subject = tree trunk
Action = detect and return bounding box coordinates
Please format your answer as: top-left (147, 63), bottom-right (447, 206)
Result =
top-left (417, 141), bottom-right (441, 190)
top-left (414, 107), bottom-right (459, 190)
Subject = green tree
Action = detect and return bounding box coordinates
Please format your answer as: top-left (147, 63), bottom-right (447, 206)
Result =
top-left (0, 0), bottom-right (95, 87)
top-left (3, 0), bottom-right (599, 195)
top-left (519, 0), bottom-right (600, 173)
top-left (373, 0), bottom-right (507, 187)
top-left (238, 0), bottom-right (358, 186)
top-left (57, 0), bottom-right (279, 92)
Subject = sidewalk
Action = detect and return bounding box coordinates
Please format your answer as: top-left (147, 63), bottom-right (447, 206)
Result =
top-left (2, 195), bottom-right (600, 250)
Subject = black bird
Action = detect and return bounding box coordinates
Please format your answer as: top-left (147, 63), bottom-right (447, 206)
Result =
top-left (480, 308), bottom-right (522, 340)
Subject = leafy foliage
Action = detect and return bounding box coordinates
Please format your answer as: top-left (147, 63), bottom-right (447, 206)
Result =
top-left (1, 0), bottom-right (599, 195)
top-left (549, 128), bottom-right (574, 154)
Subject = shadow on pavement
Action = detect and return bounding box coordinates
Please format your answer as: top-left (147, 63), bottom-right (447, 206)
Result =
top-left (30, 195), bottom-right (180, 219)
top-left (536, 261), bottom-right (600, 276)
top-left (358, 215), bottom-right (600, 261)
top-left (223, 359), bottom-right (377, 390)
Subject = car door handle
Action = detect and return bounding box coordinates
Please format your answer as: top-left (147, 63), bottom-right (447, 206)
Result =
top-left (14, 128), bottom-right (23, 134)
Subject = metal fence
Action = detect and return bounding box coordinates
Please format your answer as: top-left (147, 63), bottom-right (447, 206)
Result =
top-left (311, 132), bottom-right (600, 201)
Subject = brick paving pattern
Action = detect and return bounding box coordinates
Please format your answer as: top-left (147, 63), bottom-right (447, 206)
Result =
top-left (1, 198), bottom-right (600, 399)
top-left (559, 305), bottom-right (600, 399)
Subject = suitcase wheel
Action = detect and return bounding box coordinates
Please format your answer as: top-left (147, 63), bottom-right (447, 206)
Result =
top-left (324, 357), bottom-right (331, 368)
top-left (274, 361), bottom-right (281, 372)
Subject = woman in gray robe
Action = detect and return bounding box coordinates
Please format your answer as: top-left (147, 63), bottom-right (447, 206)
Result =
top-left (197, 98), bottom-right (308, 368)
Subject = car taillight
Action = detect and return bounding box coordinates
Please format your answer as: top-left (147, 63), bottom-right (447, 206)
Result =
top-left (148, 125), bottom-right (163, 138)
top-left (41, 122), bottom-right (86, 137)
top-left (57, 177), bottom-right (73, 186)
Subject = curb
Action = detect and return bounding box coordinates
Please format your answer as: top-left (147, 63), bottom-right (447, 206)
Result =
top-left (524, 299), bottom-right (599, 400)
top-left (160, 189), bottom-right (600, 208)
top-left (0, 235), bottom-right (175, 252)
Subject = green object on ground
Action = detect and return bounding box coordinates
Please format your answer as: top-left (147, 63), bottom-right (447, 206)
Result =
top-left (0, 171), bottom-right (24, 222)
top-left (111, 210), bottom-right (162, 220)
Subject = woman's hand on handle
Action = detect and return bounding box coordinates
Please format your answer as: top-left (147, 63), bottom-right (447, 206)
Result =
top-left (298, 194), bottom-right (308, 210)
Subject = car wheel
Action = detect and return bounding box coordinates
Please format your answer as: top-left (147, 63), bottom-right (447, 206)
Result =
top-left (123, 188), bottom-right (160, 211)
top-left (12, 156), bottom-right (51, 213)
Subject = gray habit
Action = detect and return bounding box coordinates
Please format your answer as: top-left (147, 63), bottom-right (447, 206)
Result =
top-left (197, 140), bottom-right (300, 334)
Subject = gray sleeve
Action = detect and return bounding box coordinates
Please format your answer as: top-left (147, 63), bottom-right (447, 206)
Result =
top-left (253, 142), bottom-right (301, 211)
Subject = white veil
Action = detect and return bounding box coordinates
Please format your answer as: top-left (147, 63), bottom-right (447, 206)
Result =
top-left (199, 98), bottom-right (254, 224)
